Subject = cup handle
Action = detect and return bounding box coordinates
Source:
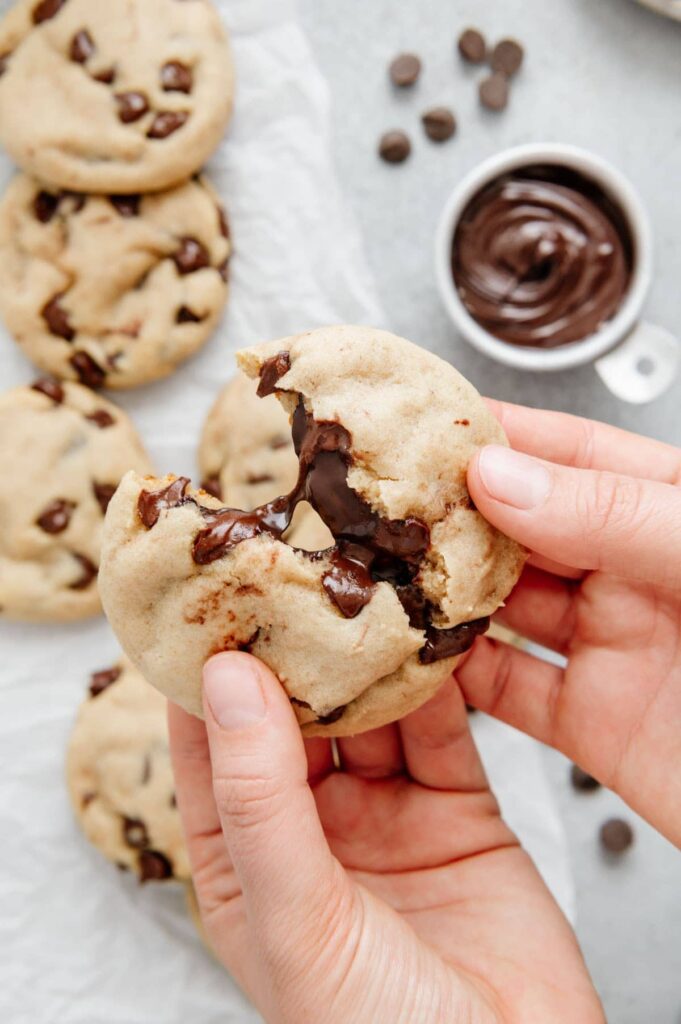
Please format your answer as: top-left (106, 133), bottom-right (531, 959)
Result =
top-left (594, 321), bottom-right (680, 404)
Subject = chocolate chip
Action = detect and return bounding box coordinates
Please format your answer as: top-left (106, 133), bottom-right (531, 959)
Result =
top-left (173, 236), bottom-right (210, 275)
top-left (490, 38), bottom-right (524, 77)
top-left (217, 205), bottom-right (230, 239)
top-left (0, 53), bottom-right (11, 77)
top-left (316, 705), bottom-right (347, 726)
top-left (139, 850), bottom-right (173, 882)
top-left (70, 351), bottom-right (106, 389)
top-left (109, 194), bottom-right (140, 217)
top-left (599, 818), bottom-right (634, 854)
top-left (378, 130), bottom-right (411, 164)
top-left (421, 107), bottom-right (457, 143)
top-left (419, 617), bottom-right (490, 664)
top-left (93, 66), bottom-right (116, 84)
top-left (85, 409), bottom-right (115, 428)
top-left (69, 553), bottom-right (98, 590)
top-left (36, 498), bottom-right (75, 534)
top-left (147, 110), bottom-right (188, 139)
top-left (141, 756), bottom-right (151, 785)
top-left (62, 190), bottom-right (86, 214)
top-left (169, 793), bottom-right (177, 809)
top-left (123, 816), bottom-right (149, 850)
top-left (160, 60), bottom-right (193, 93)
top-left (32, 0), bottom-right (65, 24)
top-left (32, 378), bottom-right (64, 404)
top-left (570, 764), bottom-right (601, 792)
top-left (115, 91), bottom-right (149, 124)
top-left (70, 29), bottom-right (95, 63)
top-left (42, 295), bottom-right (74, 341)
top-left (257, 351), bottom-right (291, 397)
top-left (93, 482), bottom-right (116, 515)
top-left (246, 472), bottom-right (274, 485)
top-left (270, 435), bottom-right (290, 450)
top-left (458, 28), bottom-right (487, 63)
top-left (89, 665), bottom-right (121, 697)
top-left (479, 73), bottom-right (509, 111)
top-left (217, 258), bottom-right (230, 283)
top-left (34, 190), bottom-right (60, 223)
top-left (389, 53), bottom-right (421, 87)
top-left (291, 697), bottom-right (312, 711)
top-left (323, 542), bottom-right (375, 618)
top-left (176, 306), bottom-right (202, 323)
top-left (200, 476), bottom-right (222, 499)
top-left (138, 477), bottom-right (190, 529)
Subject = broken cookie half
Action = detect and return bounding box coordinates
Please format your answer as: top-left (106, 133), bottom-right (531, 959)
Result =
top-left (100, 326), bottom-right (525, 736)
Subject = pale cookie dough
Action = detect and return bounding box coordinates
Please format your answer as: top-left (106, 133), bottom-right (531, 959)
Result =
top-left (0, 378), bottom-right (152, 621)
top-left (0, 0), bottom-right (234, 193)
top-left (66, 655), bottom-right (190, 883)
top-left (0, 173), bottom-right (231, 389)
top-left (100, 327), bottom-right (525, 736)
top-left (198, 372), bottom-right (332, 551)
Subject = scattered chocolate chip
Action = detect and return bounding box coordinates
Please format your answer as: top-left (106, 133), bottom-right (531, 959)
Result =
top-left (85, 409), bottom-right (115, 428)
top-left (36, 498), bottom-right (75, 534)
top-left (0, 53), bottom-right (11, 77)
top-left (147, 110), bottom-right (188, 139)
top-left (123, 816), bottom-right (149, 850)
top-left (458, 28), bottom-right (487, 63)
top-left (454, 418), bottom-right (470, 426)
top-left (217, 258), bottom-right (230, 283)
top-left (599, 818), bottom-right (634, 854)
top-left (246, 472), bottom-right (274, 485)
top-left (138, 477), bottom-right (191, 529)
top-left (70, 351), bottom-right (106, 389)
top-left (93, 66), bottom-right (116, 84)
top-left (490, 38), bottom-right (524, 77)
top-left (139, 850), bottom-right (173, 882)
top-left (34, 190), bottom-right (60, 223)
top-left (479, 72), bottom-right (509, 111)
top-left (160, 60), bottom-right (193, 93)
top-left (570, 765), bottom-right (601, 792)
top-left (200, 476), bottom-right (222, 499)
top-left (69, 553), bottom-right (98, 590)
top-left (32, 0), bottom-right (65, 24)
top-left (42, 294), bottom-right (75, 341)
top-left (70, 29), bottom-right (95, 63)
top-left (389, 53), bottom-right (421, 87)
top-left (422, 106), bottom-right (457, 142)
top-left (115, 91), bottom-right (150, 124)
top-left (109, 194), bottom-right (140, 217)
top-left (89, 665), bottom-right (121, 697)
top-left (217, 205), bottom-right (230, 239)
top-left (378, 130), bottom-right (411, 164)
top-left (316, 705), bottom-right (347, 726)
top-left (93, 482), bottom-right (116, 515)
top-left (420, 616), bottom-right (490, 664)
top-left (141, 756), bottom-right (152, 785)
top-left (257, 351), bottom-right (291, 397)
top-left (173, 236), bottom-right (210, 275)
top-left (176, 305), bottom-right (203, 324)
top-left (270, 435), bottom-right (290, 450)
top-left (32, 378), bottom-right (64, 404)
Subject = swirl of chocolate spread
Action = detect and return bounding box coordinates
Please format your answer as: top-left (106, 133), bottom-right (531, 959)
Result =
top-left (452, 165), bottom-right (633, 348)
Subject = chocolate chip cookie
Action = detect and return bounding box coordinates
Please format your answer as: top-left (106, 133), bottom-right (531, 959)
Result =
top-left (0, 379), bottom-right (151, 621)
top-left (198, 372), bottom-right (333, 551)
top-left (66, 656), bottom-right (190, 883)
top-left (100, 327), bottom-right (525, 737)
top-left (0, 174), bottom-right (231, 389)
top-left (0, 0), bottom-right (234, 193)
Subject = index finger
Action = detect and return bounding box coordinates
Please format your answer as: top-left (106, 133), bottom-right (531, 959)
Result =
top-left (487, 399), bottom-right (681, 486)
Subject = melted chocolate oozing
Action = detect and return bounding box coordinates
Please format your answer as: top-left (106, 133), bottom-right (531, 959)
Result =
top-left (137, 477), bottom-right (191, 528)
top-left (257, 351), bottom-right (291, 397)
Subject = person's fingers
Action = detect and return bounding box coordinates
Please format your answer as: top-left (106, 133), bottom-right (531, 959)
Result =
top-left (486, 399), bottom-right (681, 485)
top-left (527, 552), bottom-right (586, 581)
top-left (337, 724), bottom-right (404, 779)
top-left (201, 652), bottom-right (353, 957)
top-left (304, 736), bottom-right (335, 784)
top-left (493, 566), bottom-right (577, 654)
top-left (399, 675), bottom-right (488, 792)
top-left (468, 446), bottom-right (681, 589)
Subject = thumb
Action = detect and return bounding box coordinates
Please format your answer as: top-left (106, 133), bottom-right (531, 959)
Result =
top-left (468, 445), bottom-right (681, 589)
top-left (202, 652), bottom-right (350, 951)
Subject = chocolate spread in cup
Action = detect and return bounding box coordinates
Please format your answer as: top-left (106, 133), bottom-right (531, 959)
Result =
top-left (452, 164), bottom-right (634, 348)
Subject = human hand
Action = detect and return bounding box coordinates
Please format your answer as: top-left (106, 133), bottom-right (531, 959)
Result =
top-left (169, 652), bottom-right (603, 1024)
top-left (462, 402), bottom-right (681, 848)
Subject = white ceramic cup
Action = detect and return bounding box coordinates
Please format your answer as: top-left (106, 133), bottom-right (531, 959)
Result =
top-left (434, 143), bottom-right (679, 403)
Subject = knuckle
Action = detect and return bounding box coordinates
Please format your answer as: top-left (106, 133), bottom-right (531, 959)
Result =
top-left (212, 768), bottom-right (288, 830)
top-left (578, 472), bottom-right (645, 543)
top-left (573, 416), bottom-right (597, 469)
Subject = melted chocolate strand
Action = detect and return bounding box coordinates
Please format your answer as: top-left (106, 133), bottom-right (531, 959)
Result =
top-left (137, 477), bottom-right (191, 528)
top-left (419, 616), bottom-right (490, 664)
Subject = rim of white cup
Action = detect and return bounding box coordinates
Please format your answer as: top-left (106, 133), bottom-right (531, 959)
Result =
top-left (434, 143), bottom-right (653, 372)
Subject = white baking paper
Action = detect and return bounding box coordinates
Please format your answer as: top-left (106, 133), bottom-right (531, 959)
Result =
top-left (0, 1), bottom-right (573, 1020)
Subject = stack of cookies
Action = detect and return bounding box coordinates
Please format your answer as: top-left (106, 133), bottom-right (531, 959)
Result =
top-left (0, 0), bottom-right (234, 945)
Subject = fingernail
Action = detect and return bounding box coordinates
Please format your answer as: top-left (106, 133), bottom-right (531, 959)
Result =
top-left (203, 653), bottom-right (266, 731)
top-left (477, 446), bottom-right (552, 510)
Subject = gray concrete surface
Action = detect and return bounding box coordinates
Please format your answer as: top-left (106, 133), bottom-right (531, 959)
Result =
top-left (299, 1), bottom-right (681, 1020)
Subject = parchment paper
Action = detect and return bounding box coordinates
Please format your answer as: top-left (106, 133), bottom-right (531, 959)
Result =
top-left (0, 1), bottom-right (573, 1020)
